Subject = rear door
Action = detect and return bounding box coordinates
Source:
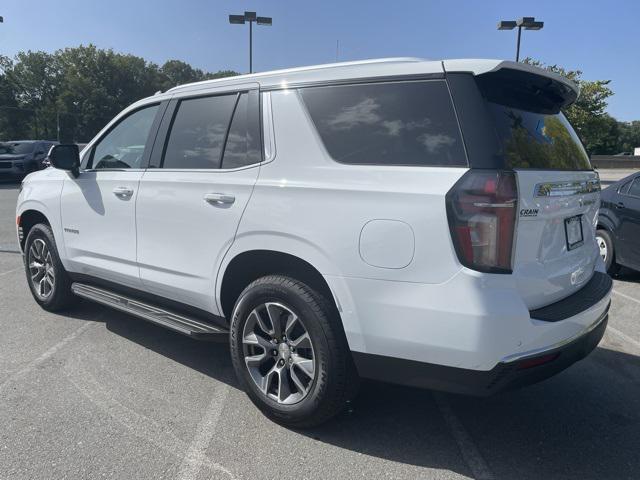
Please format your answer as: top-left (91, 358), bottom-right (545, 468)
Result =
top-left (478, 77), bottom-right (601, 309)
top-left (136, 85), bottom-right (261, 313)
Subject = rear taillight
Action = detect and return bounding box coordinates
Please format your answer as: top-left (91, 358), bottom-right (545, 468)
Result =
top-left (446, 170), bottom-right (518, 273)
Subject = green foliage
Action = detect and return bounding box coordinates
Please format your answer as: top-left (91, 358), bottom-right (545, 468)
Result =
top-left (502, 115), bottom-right (590, 169)
top-left (522, 58), bottom-right (629, 155)
top-left (0, 45), bottom-right (238, 142)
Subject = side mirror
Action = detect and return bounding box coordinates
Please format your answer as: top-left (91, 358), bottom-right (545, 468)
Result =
top-left (49, 144), bottom-right (80, 177)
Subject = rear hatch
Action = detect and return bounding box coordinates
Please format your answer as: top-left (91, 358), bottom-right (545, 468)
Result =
top-left (448, 64), bottom-right (601, 310)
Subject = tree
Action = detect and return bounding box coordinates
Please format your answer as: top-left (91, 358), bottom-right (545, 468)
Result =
top-left (0, 45), bottom-right (239, 142)
top-left (523, 58), bottom-right (618, 154)
top-left (617, 121), bottom-right (640, 154)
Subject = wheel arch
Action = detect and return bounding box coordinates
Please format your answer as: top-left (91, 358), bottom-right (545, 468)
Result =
top-left (218, 249), bottom-right (340, 321)
top-left (18, 208), bottom-right (52, 251)
top-left (597, 210), bottom-right (618, 234)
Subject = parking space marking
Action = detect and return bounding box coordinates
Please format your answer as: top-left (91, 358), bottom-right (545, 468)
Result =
top-left (607, 325), bottom-right (640, 351)
top-left (433, 392), bottom-right (494, 480)
top-left (0, 267), bottom-right (22, 277)
top-left (176, 383), bottom-right (232, 480)
top-left (65, 359), bottom-right (235, 479)
top-left (613, 289), bottom-right (640, 306)
top-left (0, 321), bottom-right (96, 393)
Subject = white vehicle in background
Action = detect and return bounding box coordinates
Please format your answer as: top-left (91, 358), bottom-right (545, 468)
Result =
top-left (17, 58), bottom-right (611, 427)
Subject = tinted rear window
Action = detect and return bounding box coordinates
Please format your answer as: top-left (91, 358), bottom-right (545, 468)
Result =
top-left (300, 81), bottom-right (466, 167)
top-left (487, 103), bottom-right (591, 170)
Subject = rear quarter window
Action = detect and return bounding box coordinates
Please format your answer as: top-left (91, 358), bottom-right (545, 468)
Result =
top-left (299, 80), bottom-right (467, 167)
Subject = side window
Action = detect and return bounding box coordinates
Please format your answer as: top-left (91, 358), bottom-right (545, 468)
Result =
top-left (90, 104), bottom-right (159, 169)
top-left (221, 91), bottom-right (262, 169)
top-left (619, 180), bottom-right (632, 195)
top-left (163, 94), bottom-right (237, 169)
top-left (627, 178), bottom-right (640, 197)
top-left (299, 80), bottom-right (466, 166)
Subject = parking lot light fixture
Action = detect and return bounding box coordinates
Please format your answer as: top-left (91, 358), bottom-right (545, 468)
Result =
top-left (497, 16), bottom-right (544, 62)
top-left (229, 11), bottom-right (272, 73)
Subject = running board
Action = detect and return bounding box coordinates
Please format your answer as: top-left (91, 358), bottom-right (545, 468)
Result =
top-left (71, 283), bottom-right (228, 341)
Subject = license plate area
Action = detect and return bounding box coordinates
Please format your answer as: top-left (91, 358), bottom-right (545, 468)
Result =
top-left (564, 215), bottom-right (584, 251)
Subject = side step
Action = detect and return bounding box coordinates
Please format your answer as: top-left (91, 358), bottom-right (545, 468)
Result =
top-left (71, 283), bottom-right (228, 341)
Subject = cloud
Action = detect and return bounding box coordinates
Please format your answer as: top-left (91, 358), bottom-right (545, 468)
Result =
top-left (326, 97), bottom-right (381, 130)
top-left (417, 133), bottom-right (456, 153)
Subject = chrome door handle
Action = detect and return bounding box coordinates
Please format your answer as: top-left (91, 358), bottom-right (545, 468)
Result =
top-left (113, 186), bottom-right (134, 198)
top-left (204, 193), bottom-right (235, 206)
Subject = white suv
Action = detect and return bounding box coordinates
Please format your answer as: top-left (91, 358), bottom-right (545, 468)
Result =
top-left (17, 58), bottom-right (612, 427)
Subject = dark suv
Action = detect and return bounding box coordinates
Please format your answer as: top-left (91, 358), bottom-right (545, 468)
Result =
top-left (0, 140), bottom-right (58, 178)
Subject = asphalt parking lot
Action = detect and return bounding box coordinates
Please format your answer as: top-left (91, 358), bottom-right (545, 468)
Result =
top-left (1, 173), bottom-right (640, 480)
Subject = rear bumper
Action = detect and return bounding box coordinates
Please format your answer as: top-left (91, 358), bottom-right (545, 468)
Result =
top-left (353, 303), bottom-right (609, 396)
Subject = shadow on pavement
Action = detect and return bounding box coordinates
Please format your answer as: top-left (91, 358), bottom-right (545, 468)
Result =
top-left (63, 300), bottom-right (640, 479)
top-left (614, 267), bottom-right (640, 284)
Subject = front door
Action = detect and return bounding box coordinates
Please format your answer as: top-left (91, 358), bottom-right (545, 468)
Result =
top-left (617, 177), bottom-right (640, 269)
top-left (60, 103), bottom-right (162, 288)
top-left (136, 87), bottom-right (262, 313)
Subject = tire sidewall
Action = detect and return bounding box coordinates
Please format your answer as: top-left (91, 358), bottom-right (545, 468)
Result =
top-left (596, 230), bottom-right (614, 271)
top-left (230, 278), bottom-right (334, 421)
top-left (24, 224), bottom-right (67, 309)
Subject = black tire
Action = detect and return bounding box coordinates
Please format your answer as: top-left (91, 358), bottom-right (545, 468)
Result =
top-left (24, 223), bottom-right (76, 312)
top-left (596, 229), bottom-right (620, 275)
top-left (230, 275), bottom-right (359, 428)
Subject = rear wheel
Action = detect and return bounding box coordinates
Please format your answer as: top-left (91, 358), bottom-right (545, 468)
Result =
top-left (596, 229), bottom-right (620, 275)
top-left (229, 275), bottom-right (358, 428)
top-left (24, 223), bottom-right (76, 311)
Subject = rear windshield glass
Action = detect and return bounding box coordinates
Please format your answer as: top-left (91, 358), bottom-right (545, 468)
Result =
top-left (487, 103), bottom-right (591, 170)
top-left (300, 81), bottom-right (467, 167)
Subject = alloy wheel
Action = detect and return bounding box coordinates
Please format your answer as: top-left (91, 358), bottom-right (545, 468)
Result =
top-left (242, 302), bottom-right (316, 405)
top-left (596, 235), bottom-right (608, 263)
top-left (28, 238), bottom-right (55, 300)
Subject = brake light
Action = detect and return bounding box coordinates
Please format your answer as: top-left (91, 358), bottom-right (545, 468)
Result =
top-left (446, 170), bottom-right (518, 273)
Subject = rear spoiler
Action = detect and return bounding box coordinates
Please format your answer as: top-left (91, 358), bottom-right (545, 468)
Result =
top-left (443, 59), bottom-right (579, 113)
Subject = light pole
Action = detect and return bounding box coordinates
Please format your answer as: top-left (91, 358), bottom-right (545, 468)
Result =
top-left (497, 17), bottom-right (544, 62)
top-left (229, 11), bottom-right (272, 73)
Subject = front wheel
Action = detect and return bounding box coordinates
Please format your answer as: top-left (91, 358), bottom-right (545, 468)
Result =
top-left (24, 223), bottom-right (76, 311)
top-left (596, 229), bottom-right (620, 275)
top-left (229, 275), bottom-right (358, 428)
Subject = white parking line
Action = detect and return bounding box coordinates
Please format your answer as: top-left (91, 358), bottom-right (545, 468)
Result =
top-left (607, 325), bottom-right (640, 351)
top-left (176, 383), bottom-right (232, 480)
top-left (613, 289), bottom-right (640, 306)
top-left (0, 321), bottom-right (96, 393)
top-left (65, 360), bottom-right (235, 479)
top-left (0, 267), bottom-right (21, 277)
top-left (433, 392), bottom-right (495, 480)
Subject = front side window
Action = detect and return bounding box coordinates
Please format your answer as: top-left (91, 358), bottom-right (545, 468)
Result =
top-left (627, 178), bottom-right (640, 198)
top-left (90, 104), bottom-right (159, 169)
top-left (299, 80), bottom-right (466, 167)
top-left (163, 94), bottom-right (237, 169)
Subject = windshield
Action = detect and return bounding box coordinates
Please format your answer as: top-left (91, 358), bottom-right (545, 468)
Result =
top-left (0, 142), bottom-right (36, 155)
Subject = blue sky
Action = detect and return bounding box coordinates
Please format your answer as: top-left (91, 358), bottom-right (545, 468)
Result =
top-left (1, 0), bottom-right (638, 120)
